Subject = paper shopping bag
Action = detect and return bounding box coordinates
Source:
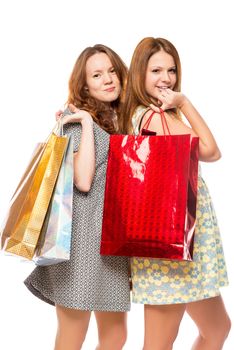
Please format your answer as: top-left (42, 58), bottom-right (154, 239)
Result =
top-left (100, 133), bottom-right (199, 261)
top-left (1, 130), bottom-right (69, 260)
top-left (34, 136), bottom-right (73, 265)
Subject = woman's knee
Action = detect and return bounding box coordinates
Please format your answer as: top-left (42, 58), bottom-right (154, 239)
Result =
top-left (113, 324), bottom-right (127, 348)
top-left (55, 305), bottom-right (91, 349)
top-left (187, 296), bottom-right (231, 347)
top-left (199, 313), bottom-right (231, 347)
top-left (95, 311), bottom-right (127, 350)
top-left (213, 314), bottom-right (231, 342)
top-left (55, 329), bottom-right (86, 350)
top-left (97, 323), bottom-right (127, 349)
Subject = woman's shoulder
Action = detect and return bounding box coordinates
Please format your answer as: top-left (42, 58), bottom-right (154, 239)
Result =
top-left (132, 105), bottom-right (149, 135)
top-left (133, 105), bottom-right (148, 118)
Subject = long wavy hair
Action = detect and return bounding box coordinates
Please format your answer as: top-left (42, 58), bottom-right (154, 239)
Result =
top-left (119, 37), bottom-right (182, 133)
top-left (67, 44), bottom-right (127, 134)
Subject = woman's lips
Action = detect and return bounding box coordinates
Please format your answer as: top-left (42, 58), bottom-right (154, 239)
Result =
top-left (104, 87), bottom-right (115, 92)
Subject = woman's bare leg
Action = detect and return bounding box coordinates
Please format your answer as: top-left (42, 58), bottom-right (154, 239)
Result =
top-left (143, 304), bottom-right (186, 350)
top-left (54, 304), bottom-right (91, 350)
top-left (186, 295), bottom-right (231, 350)
top-left (94, 311), bottom-right (127, 350)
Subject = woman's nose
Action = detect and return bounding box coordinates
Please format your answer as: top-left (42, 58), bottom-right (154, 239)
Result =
top-left (161, 71), bottom-right (170, 83)
top-left (103, 72), bottom-right (113, 84)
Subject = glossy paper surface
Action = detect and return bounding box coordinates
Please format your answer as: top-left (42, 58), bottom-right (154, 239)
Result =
top-left (101, 134), bottom-right (199, 261)
top-left (34, 137), bottom-right (73, 265)
top-left (0, 132), bottom-right (68, 260)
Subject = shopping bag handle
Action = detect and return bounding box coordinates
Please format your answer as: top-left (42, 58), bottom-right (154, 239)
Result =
top-left (52, 118), bottom-right (64, 136)
top-left (141, 108), bottom-right (171, 135)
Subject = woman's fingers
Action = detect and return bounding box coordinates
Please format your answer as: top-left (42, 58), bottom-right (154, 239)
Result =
top-left (149, 104), bottom-right (161, 113)
top-left (149, 102), bottom-right (166, 112)
top-left (55, 109), bottom-right (64, 120)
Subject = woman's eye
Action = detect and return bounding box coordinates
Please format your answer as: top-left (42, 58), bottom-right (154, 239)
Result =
top-left (169, 68), bottom-right (176, 74)
top-left (110, 68), bottom-right (116, 74)
top-left (152, 69), bottom-right (159, 73)
top-left (93, 73), bottom-right (101, 78)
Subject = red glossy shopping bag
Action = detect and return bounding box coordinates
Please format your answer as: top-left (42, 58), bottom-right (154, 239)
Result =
top-left (100, 111), bottom-right (199, 261)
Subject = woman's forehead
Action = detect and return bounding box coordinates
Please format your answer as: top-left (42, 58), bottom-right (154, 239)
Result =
top-left (148, 51), bottom-right (175, 68)
top-left (86, 52), bottom-right (112, 72)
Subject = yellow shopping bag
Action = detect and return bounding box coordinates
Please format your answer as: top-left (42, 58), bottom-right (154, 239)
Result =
top-left (0, 127), bottom-right (69, 260)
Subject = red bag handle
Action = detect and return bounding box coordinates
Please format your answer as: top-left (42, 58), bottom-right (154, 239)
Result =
top-left (141, 108), bottom-right (171, 135)
top-left (160, 109), bottom-right (171, 135)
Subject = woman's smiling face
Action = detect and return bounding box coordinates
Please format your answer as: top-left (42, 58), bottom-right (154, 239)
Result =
top-left (145, 50), bottom-right (177, 99)
top-left (85, 52), bottom-right (121, 103)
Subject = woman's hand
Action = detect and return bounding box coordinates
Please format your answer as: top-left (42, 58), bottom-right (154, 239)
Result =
top-left (55, 103), bottom-right (93, 126)
top-left (156, 88), bottom-right (188, 111)
top-left (150, 90), bottom-right (221, 162)
top-left (55, 109), bottom-right (64, 120)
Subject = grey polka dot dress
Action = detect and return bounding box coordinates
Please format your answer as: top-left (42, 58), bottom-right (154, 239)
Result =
top-left (24, 122), bottom-right (130, 312)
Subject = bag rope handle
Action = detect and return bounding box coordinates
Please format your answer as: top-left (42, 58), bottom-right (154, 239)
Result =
top-left (141, 108), bottom-right (171, 135)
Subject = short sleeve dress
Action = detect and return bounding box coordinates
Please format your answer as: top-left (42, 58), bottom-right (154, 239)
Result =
top-left (24, 122), bottom-right (130, 312)
top-left (130, 105), bottom-right (229, 305)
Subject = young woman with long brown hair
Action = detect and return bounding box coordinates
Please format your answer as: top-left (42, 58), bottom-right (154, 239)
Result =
top-left (25, 44), bottom-right (130, 350)
top-left (120, 37), bottom-right (231, 350)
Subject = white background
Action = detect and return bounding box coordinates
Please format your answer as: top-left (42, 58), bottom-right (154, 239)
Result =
top-left (0, 0), bottom-right (233, 349)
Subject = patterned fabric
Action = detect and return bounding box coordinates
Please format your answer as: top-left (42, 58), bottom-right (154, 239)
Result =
top-left (130, 106), bottom-right (229, 305)
top-left (25, 122), bottom-right (130, 312)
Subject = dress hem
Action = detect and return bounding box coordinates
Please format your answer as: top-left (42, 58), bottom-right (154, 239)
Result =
top-left (24, 280), bottom-right (131, 312)
top-left (131, 285), bottom-right (229, 305)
